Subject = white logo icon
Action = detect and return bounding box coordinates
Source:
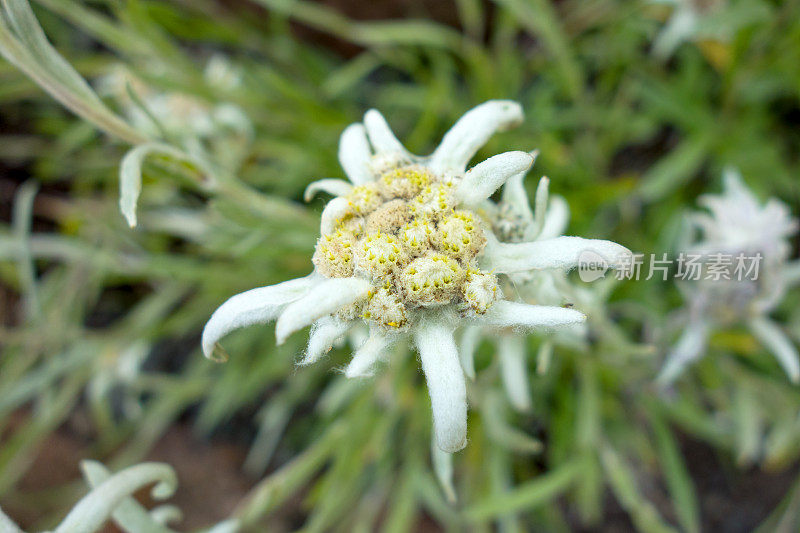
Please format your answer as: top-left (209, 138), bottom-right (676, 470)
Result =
top-left (577, 250), bottom-right (609, 282)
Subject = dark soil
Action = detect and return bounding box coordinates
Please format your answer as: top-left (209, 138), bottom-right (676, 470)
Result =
top-left (3, 411), bottom-right (254, 532)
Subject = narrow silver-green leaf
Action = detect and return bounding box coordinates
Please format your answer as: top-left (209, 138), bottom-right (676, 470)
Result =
top-left (467, 459), bottom-right (583, 520)
top-left (119, 143), bottom-right (196, 227)
top-left (55, 462), bottom-right (177, 533)
top-left (650, 408), bottom-right (700, 533)
top-left (80, 461), bottom-right (177, 533)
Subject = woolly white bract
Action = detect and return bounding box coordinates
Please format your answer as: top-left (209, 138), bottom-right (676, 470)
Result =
top-left (660, 169), bottom-right (800, 385)
top-left (202, 101), bottom-right (630, 452)
top-left (460, 165), bottom-right (603, 412)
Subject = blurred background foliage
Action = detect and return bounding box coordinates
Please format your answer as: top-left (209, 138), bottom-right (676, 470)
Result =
top-left (0, 0), bottom-right (799, 531)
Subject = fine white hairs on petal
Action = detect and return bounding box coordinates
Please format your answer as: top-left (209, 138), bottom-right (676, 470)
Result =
top-left (344, 329), bottom-right (394, 377)
top-left (458, 325), bottom-right (482, 381)
top-left (477, 300), bottom-right (586, 330)
top-left (749, 316), bottom-right (800, 384)
top-left (430, 100), bottom-right (524, 173)
top-left (501, 171), bottom-right (534, 223)
top-left (525, 175), bottom-right (550, 240)
top-left (319, 197), bottom-right (352, 235)
top-left (538, 196), bottom-right (570, 240)
top-left (500, 151), bottom-right (539, 223)
top-left (201, 274), bottom-right (319, 358)
top-left (481, 235), bottom-right (631, 273)
top-left (304, 179), bottom-right (353, 202)
top-left (456, 151), bottom-right (534, 206)
top-left (415, 321), bottom-right (468, 453)
top-left (497, 334), bottom-right (531, 412)
top-left (347, 325), bottom-right (369, 349)
top-left (657, 320), bottom-right (710, 386)
top-left (363, 109), bottom-right (408, 156)
top-left (275, 278), bottom-right (372, 345)
top-left (300, 316), bottom-right (352, 366)
top-left (339, 124), bottom-right (372, 185)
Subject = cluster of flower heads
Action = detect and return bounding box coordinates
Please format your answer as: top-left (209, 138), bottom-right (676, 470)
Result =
top-left (660, 169), bottom-right (800, 385)
top-left (202, 101), bottom-right (630, 452)
top-left (311, 163), bottom-right (499, 329)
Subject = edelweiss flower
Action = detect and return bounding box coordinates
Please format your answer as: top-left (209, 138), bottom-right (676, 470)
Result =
top-left (202, 101), bottom-right (630, 452)
top-left (659, 169), bottom-right (800, 385)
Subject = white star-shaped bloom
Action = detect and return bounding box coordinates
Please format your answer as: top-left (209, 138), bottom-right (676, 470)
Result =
top-left (660, 169), bottom-right (800, 385)
top-left (202, 101), bottom-right (630, 452)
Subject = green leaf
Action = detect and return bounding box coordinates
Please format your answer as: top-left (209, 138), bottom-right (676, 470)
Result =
top-left (11, 180), bottom-right (39, 321)
top-left (56, 462), bottom-right (177, 533)
top-left (601, 446), bottom-right (678, 533)
top-left (80, 461), bottom-right (177, 533)
top-left (0, 0), bottom-right (148, 143)
top-left (639, 134), bottom-right (712, 201)
top-left (649, 406), bottom-right (700, 533)
top-left (119, 142), bottom-right (202, 227)
top-left (466, 459), bottom-right (583, 520)
top-left (3, 0), bottom-right (103, 106)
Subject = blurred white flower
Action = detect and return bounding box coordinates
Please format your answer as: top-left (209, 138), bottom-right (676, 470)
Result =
top-left (660, 169), bottom-right (800, 385)
top-left (88, 340), bottom-right (149, 422)
top-left (204, 53), bottom-right (243, 92)
top-left (651, 0), bottom-right (703, 59)
top-left (691, 169), bottom-right (796, 265)
top-left (202, 101), bottom-right (629, 452)
top-left (650, 0), bottom-right (770, 62)
top-left (98, 61), bottom-right (251, 142)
